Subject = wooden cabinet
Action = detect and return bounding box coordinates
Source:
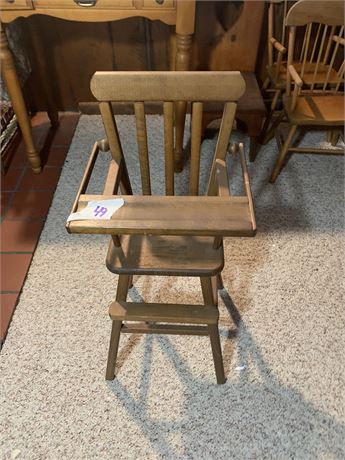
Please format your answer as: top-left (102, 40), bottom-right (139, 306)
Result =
top-left (33, 0), bottom-right (175, 9)
top-left (0, 0), bottom-right (195, 173)
top-left (0, 0), bottom-right (33, 9)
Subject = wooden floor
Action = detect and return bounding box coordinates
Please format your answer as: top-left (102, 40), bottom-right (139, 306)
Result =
top-left (0, 112), bottom-right (80, 346)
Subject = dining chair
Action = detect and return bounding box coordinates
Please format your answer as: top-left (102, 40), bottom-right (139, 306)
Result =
top-left (269, 0), bottom-right (344, 183)
top-left (66, 71), bottom-right (256, 384)
top-left (261, 0), bottom-right (344, 144)
top-left (261, 0), bottom-right (290, 142)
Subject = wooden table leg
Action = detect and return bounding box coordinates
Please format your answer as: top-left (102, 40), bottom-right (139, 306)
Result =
top-left (237, 113), bottom-right (265, 163)
top-left (0, 24), bottom-right (41, 173)
top-left (174, 33), bottom-right (192, 172)
top-left (27, 20), bottom-right (59, 128)
top-left (174, 0), bottom-right (195, 172)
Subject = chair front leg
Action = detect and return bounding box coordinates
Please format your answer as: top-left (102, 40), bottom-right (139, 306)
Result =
top-left (200, 276), bottom-right (225, 384)
top-left (105, 274), bottom-right (130, 380)
top-left (270, 124), bottom-right (297, 183)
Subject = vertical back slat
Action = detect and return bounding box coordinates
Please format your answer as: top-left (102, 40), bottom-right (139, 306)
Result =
top-left (163, 101), bottom-right (175, 196)
top-left (323, 34), bottom-right (342, 91)
top-left (281, 0), bottom-right (288, 46)
top-left (99, 101), bottom-right (132, 195)
top-left (335, 60), bottom-right (345, 93)
top-left (268, 2), bottom-right (273, 67)
top-left (323, 25), bottom-right (336, 64)
top-left (207, 102), bottom-right (236, 196)
top-left (301, 23), bottom-right (312, 77)
top-left (134, 102), bottom-right (151, 195)
top-left (99, 102), bottom-right (124, 164)
top-left (311, 25), bottom-right (328, 90)
top-left (189, 102), bottom-right (203, 195)
top-left (299, 24), bottom-right (308, 62)
top-left (310, 23), bottom-right (322, 63)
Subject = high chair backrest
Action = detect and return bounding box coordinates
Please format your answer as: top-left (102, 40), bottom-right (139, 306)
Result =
top-left (285, 0), bottom-right (344, 98)
top-left (90, 71), bottom-right (245, 197)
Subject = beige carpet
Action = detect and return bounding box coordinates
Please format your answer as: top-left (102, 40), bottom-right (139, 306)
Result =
top-left (1, 115), bottom-right (344, 459)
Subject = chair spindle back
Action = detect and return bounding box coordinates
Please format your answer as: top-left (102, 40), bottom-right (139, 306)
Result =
top-left (91, 71), bottom-right (246, 198)
top-left (285, 0), bottom-right (344, 99)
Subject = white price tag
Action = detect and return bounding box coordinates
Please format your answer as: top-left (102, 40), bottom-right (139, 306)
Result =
top-left (67, 198), bottom-right (124, 222)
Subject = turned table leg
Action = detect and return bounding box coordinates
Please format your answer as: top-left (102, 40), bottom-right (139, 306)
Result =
top-left (174, 0), bottom-right (195, 172)
top-left (0, 24), bottom-right (41, 173)
top-left (174, 32), bottom-right (193, 172)
top-left (27, 20), bottom-right (59, 127)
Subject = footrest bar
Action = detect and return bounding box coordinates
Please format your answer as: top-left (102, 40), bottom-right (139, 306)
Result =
top-left (109, 301), bottom-right (219, 324)
top-left (121, 323), bottom-right (209, 336)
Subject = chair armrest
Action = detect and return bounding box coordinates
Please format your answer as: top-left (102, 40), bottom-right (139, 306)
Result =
top-left (237, 143), bottom-right (256, 232)
top-left (270, 37), bottom-right (286, 55)
top-left (66, 142), bottom-right (122, 233)
top-left (333, 35), bottom-right (345, 46)
top-left (288, 64), bottom-right (303, 88)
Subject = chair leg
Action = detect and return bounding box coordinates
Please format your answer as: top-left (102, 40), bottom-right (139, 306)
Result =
top-left (329, 130), bottom-right (339, 146)
top-left (200, 276), bottom-right (218, 306)
top-left (200, 276), bottom-right (225, 384)
top-left (262, 76), bottom-right (270, 91)
top-left (216, 273), bottom-right (224, 290)
top-left (106, 320), bottom-right (122, 380)
top-left (208, 324), bottom-right (226, 384)
top-left (261, 107), bottom-right (284, 145)
top-left (270, 124), bottom-right (297, 183)
top-left (270, 89), bottom-right (281, 111)
top-left (105, 274), bottom-right (130, 380)
top-left (128, 275), bottom-right (134, 289)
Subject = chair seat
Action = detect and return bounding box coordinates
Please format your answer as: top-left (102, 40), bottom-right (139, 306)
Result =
top-left (284, 94), bottom-right (345, 126)
top-left (106, 234), bottom-right (224, 276)
top-left (267, 62), bottom-right (339, 88)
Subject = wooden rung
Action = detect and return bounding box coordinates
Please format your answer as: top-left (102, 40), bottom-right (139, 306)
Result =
top-left (288, 147), bottom-right (344, 154)
top-left (121, 323), bottom-right (209, 336)
top-left (109, 301), bottom-right (219, 324)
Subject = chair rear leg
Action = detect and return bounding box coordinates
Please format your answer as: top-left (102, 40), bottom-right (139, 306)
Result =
top-left (270, 124), bottom-right (297, 183)
top-left (200, 276), bottom-right (226, 384)
top-left (128, 275), bottom-right (134, 289)
top-left (261, 104), bottom-right (284, 145)
top-left (262, 76), bottom-right (270, 90)
top-left (105, 274), bottom-right (130, 380)
top-left (216, 273), bottom-right (224, 290)
top-left (208, 324), bottom-right (226, 384)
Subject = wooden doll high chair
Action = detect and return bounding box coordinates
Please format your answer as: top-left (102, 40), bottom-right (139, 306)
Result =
top-left (66, 71), bottom-right (256, 384)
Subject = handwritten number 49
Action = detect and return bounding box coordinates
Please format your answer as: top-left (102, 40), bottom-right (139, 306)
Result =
top-left (94, 206), bottom-right (108, 217)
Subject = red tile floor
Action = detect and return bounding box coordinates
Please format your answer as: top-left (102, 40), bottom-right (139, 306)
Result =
top-left (0, 112), bottom-right (80, 346)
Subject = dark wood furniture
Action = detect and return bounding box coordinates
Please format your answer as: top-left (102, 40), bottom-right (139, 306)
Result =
top-left (202, 73), bottom-right (266, 162)
top-left (66, 71), bottom-right (256, 384)
top-left (0, 0), bottom-right (196, 173)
